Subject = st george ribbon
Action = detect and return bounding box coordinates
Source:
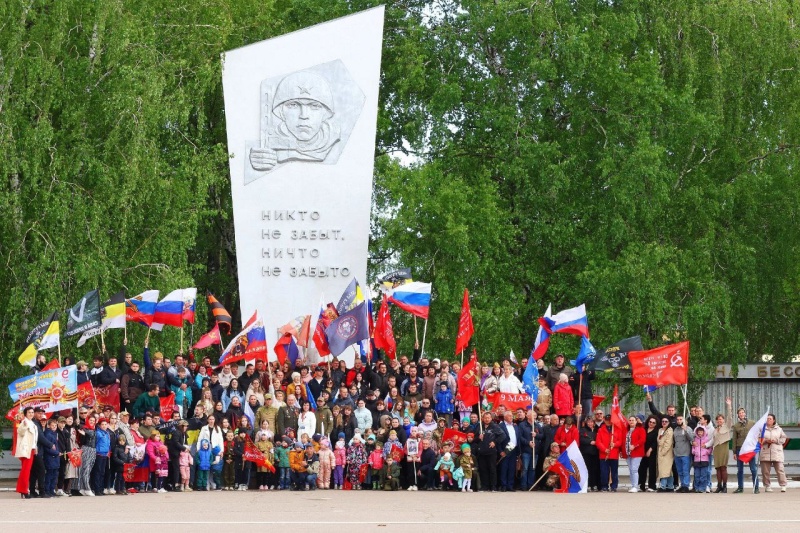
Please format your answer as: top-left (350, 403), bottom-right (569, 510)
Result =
top-left (222, 7), bottom-right (384, 355)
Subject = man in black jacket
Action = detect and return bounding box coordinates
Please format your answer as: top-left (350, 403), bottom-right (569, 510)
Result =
top-left (476, 411), bottom-right (505, 492)
top-left (121, 362), bottom-right (145, 410)
top-left (168, 421), bottom-right (191, 491)
top-left (97, 357), bottom-right (123, 410)
top-left (30, 408), bottom-right (53, 497)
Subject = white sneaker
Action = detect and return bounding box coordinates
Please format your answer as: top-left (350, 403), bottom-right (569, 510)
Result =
top-left (705, 487), bottom-right (711, 493)
top-left (158, 488), bottom-right (167, 493)
top-left (781, 487), bottom-right (787, 492)
top-left (108, 488), bottom-right (116, 495)
top-left (628, 487), bottom-right (639, 493)
top-left (87, 491), bottom-right (95, 497)
top-left (765, 487), bottom-right (773, 492)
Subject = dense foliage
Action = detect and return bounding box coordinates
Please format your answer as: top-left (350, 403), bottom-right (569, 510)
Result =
top-left (1, 1), bottom-right (799, 395)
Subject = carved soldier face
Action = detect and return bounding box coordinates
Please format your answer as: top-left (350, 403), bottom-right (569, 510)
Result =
top-left (277, 98), bottom-right (333, 141)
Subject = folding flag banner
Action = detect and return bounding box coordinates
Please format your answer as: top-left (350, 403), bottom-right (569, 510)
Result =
top-left (455, 288), bottom-right (474, 354)
top-left (8, 365), bottom-right (78, 412)
top-left (377, 268), bottom-right (412, 293)
top-left (274, 333), bottom-right (300, 367)
top-left (373, 296), bottom-right (396, 361)
top-left (530, 304), bottom-right (552, 361)
top-left (336, 278), bottom-right (364, 315)
top-left (77, 291), bottom-right (126, 347)
top-left (193, 324), bottom-right (221, 350)
top-left (325, 302), bottom-right (370, 356)
top-left (442, 428), bottom-right (469, 447)
top-left (571, 336), bottom-right (596, 373)
top-left (629, 341), bottom-right (690, 386)
top-left (94, 384), bottom-right (120, 412)
top-left (219, 313), bottom-right (268, 366)
top-left (243, 435), bottom-right (275, 472)
top-left (539, 304), bottom-right (589, 338)
top-left (182, 288), bottom-right (197, 324)
top-left (483, 392), bottom-right (532, 412)
top-left (547, 441), bottom-right (588, 493)
top-left (160, 392), bottom-right (177, 420)
top-left (522, 356), bottom-right (540, 402)
top-left (151, 289), bottom-right (189, 330)
top-left (207, 291), bottom-right (232, 334)
top-left (18, 312), bottom-right (60, 367)
top-left (456, 353), bottom-right (480, 407)
top-left (126, 290), bottom-right (159, 327)
top-left (65, 289), bottom-right (102, 337)
top-left (590, 336), bottom-right (643, 373)
top-left (738, 409), bottom-right (770, 463)
top-left (388, 281), bottom-right (432, 319)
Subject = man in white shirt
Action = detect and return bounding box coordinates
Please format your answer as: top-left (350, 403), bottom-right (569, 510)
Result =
top-left (497, 366), bottom-right (524, 394)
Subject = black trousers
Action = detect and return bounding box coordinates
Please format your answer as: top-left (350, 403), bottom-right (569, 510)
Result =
top-left (639, 455), bottom-right (657, 490)
top-left (478, 451), bottom-right (498, 491)
top-left (29, 453), bottom-right (45, 495)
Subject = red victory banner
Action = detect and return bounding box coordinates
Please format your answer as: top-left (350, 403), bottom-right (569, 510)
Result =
top-left (123, 463), bottom-right (149, 483)
top-left (442, 428), bottom-right (468, 448)
top-left (629, 341), bottom-right (690, 387)
top-left (94, 384), bottom-right (120, 412)
top-left (484, 392), bottom-right (533, 412)
top-left (159, 392), bottom-right (177, 420)
top-left (455, 289), bottom-right (474, 355)
top-left (373, 296), bottom-right (397, 361)
top-left (243, 436), bottom-right (275, 472)
top-left (67, 449), bottom-right (82, 468)
top-left (389, 443), bottom-right (405, 462)
top-left (78, 382), bottom-right (95, 408)
top-left (456, 352), bottom-right (480, 407)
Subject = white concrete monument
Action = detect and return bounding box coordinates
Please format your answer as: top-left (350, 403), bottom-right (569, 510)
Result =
top-left (222, 7), bottom-right (384, 359)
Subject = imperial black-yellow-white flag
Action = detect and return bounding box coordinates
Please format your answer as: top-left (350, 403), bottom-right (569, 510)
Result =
top-left (19, 312), bottom-right (60, 367)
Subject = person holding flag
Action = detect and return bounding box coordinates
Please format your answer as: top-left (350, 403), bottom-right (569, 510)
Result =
top-left (759, 413), bottom-right (788, 492)
top-left (732, 404), bottom-right (758, 493)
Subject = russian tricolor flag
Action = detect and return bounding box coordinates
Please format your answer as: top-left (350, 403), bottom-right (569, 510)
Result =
top-left (151, 289), bottom-right (189, 329)
top-left (388, 281), bottom-right (432, 319)
top-left (738, 409), bottom-right (770, 463)
top-left (540, 304), bottom-right (589, 338)
top-left (530, 303), bottom-right (552, 361)
top-left (547, 441), bottom-right (588, 493)
top-left (219, 313), bottom-right (267, 366)
top-left (126, 290), bottom-right (159, 327)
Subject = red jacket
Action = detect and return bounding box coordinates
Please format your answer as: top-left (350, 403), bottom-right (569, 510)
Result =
top-left (554, 424), bottom-right (579, 453)
top-left (595, 423), bottom-right (622, 460)
top-left (552, 382), bottom-right (574, 417)
top-left (620, 426), bottom-right (646, 458)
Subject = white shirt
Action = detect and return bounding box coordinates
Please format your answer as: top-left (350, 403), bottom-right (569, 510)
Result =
top-left (504, 421), bottom-right (517, 449)
top-left (498, 374), bottom-right (524, 394)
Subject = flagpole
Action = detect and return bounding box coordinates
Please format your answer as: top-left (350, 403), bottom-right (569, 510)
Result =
top-left (145, 328), bottom-right (151, 344)
top-left (420, 319), bottom-right (428, 359)
top-left (124, 319), bottom-right (127, 345)
top-left (414, 316), bottom-right (419, 346)
top-left (460, 349), bottom-right (464, 368)
top-left (578, 374), bottom-right (583, 409)
top-left (180, 325), bottom-right (184, 355)
top-left (100, 327), bottom-right (106, 355)
top-left (57, 341), bottom-right (62, 366)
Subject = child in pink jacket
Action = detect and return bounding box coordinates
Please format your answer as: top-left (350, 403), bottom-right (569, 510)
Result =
top-left (691, 426), bottom-right (712, 493)
top-left (179, 449), bottom-right (194, 491)
top-left (317, 438), bottom-right (335, 489)
top-left (333, 434), bottom-right (347, 490)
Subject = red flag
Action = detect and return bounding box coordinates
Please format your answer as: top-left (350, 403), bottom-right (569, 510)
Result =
top-left (243, 436), bottom-right (275, 472)
top-left (78, 382), bottom-right (95, 408)
top-left (442, 428), bottom-right (468, 448)
top-left (193, 324), bottom-right (221, 350)
top-left (312, 302), bottom-right (338, 357)
top-left (629, 341), bottom-right (690, 386)
top-left (373, 296), bottom-right (397, 361)
top-left (124, 463), bottom-right (149, 483)
top-left (455, 289), bottom-right (474, 354)
top-left (610, 385), bottom-right (628, 437)
top-left (67, 448), bottom-right (82, 467)
top-left (484, 392), bottom-right (532, 412)
top-left (41, 359), bottom-right (59, 372)
top-left (159, 392), bottom-right (176, 420)
top-left (297, 315), bottom-right (312, 348)
top-left (274, 333), bottom-right (293, 367)
top-left (456, 352), bottom-right (480, 407)
top-left (243, 310), bottom-right (258, 329)
top-left (592, 395), bottom-right (606, 411)
top-left (94, 384), bottom-right (120, 412)
top-left (389, 443), bottom-right (405, 462)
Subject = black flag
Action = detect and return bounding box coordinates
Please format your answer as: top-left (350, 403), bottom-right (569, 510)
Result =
top-left (65, 289), bottom-right (102, 337)
top-left (589, 335), bottom-right (643, 373)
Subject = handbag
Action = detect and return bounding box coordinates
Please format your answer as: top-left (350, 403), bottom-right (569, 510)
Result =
top-left (693, 460), bottom-right (709, 468)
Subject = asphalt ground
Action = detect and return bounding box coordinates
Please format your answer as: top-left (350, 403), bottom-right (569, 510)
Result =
top-left (0, 486), bottom-right (798, 533)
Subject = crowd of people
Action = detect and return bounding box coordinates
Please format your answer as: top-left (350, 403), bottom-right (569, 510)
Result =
top-left (13, 343), bottom-right (789, 498)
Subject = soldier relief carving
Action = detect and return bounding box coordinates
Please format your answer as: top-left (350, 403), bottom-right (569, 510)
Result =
top-left (245, 60), bottom-right (365, 184)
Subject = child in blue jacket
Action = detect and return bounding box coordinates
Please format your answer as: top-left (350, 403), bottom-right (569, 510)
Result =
top-left (43, 419), bottom-right (61, 497)
top-left (435, 383), bottom-right (455, 425)
top-left (195, 439), bottom-right (213, 490)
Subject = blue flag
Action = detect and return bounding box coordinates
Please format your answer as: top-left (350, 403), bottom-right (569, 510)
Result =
top-left (324, 302), bottom-right (370, 356)
top-left (522, 358), bottom-right (539, 402)
top-left (571, 336), bottom-right (596, 373)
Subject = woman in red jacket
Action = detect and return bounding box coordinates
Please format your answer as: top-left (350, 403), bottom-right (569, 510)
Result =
top-left (554, 415), bottom-right (579, 453)
top-left (552, 374), bottom-right (574, 417)
top-left (622, 415), bottom-right (646, 492)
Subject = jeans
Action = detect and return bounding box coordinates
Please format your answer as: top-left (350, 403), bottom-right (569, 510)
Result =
top-left (599, 459), bottom-right (618, 490)
top-left (519, 452), bottom-right (534, 489)
top-left (626, 457), bottom-right (641, 489)
top-left (659, 475), bottom-right (674, 490)
top-left (45, 468), bottom-right (59, 495)
top-left (92, 455), bottom-right (108, 495)
top-left (735, 447), bottom-right (759, 489)
top-left (694, 463), bottom-right (709, 492)
top-left (674, 455), bottom-right (691, 488)
top-left (279, 467), bottom-right (291, 489)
